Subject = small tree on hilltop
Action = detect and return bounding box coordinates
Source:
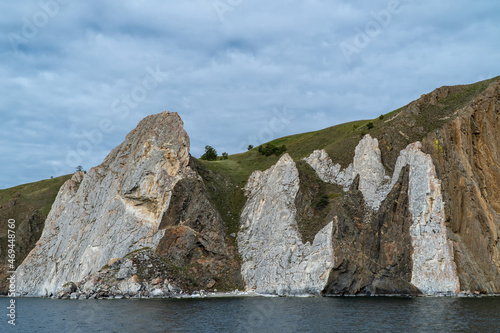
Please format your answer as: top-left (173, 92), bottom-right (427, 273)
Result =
top-left (201, 145), bottom-right (217, 161)
top-left (247, 145), bottom-right (254, 151)
top-left (259, 143), bottom-right (287, 157)
top-left (221, 152), bottom-right (229, 160)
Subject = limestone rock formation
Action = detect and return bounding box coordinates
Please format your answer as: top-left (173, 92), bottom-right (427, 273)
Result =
top-left (352, 135), bottom-right (391, 209)
top-left (16, 112), bottom-right (239, 296)
top-left (392, 142), bottom-right (459, 294)
top-left (303, 149), bottom-right (343, 184)
top-left (73, 250), bottom-right (184, 299)
top-left (304, 137), bottom-right (460, 295)
top-left (238, 154), bottom-right (334, 295)
top-left (304, 135), bottom-right (392, 210)
top-left (422, 80), bottom-right (500, 293)
top-left (10, 77), bottom-right (500, 297)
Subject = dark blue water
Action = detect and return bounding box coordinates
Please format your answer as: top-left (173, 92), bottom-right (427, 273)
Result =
top-left (1, 296), bottom-right (500, 332)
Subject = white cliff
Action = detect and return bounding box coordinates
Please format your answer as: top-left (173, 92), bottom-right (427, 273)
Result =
top-left (304, 137), bottom-right (460, 295)
top-left (16, 112), bottom-right (197, 296)
top-left (352, 135), bottom-right (391, 209)
top-left (238, 154), bottom-right (334, 295)
top-left (392, 142), bottom-right (460, 294)
top-left (303, 149), bottom-right (343, 184)
top-left (304, 135), bottom-right (391, 210)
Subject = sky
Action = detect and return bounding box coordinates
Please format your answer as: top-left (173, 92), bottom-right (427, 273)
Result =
top-left (1, 0), bottom-right (499, 189)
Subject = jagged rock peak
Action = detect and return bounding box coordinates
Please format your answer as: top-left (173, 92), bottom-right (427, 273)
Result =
top-left (304, 137), bottom-right (460, 294)
top-left (393, 142), bottom-right (460, 294)
top-left (304, 134), bottom-right (390, 210)
top-left (16, 111), bottom-right (196, 296)
top-left (238, 153), bottom-right (334, 295)
top-left (352, 134), bottom-right (389, 209)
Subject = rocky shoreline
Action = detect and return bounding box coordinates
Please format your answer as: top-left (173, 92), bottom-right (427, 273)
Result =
top-left (6, 291), bottom-right (492, 300)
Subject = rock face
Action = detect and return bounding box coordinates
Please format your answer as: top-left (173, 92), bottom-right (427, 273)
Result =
top-left (303, 150), bottom-right (343, 185)
top-left (422, 80), bottom-right (500, 292)
top-left (304, 137), bottom-right (460, 295)
top-left (238, 154), bottom-right (334, 295)
top-left (392, 143), bottom-right (459, 294)
top-left (75, 250), bottom-right (184, 299)
top-left (324, 171), bottom-right (419, 295)
top-left (351, 135), bottom-right (390, 209)
top-left (16, 112), bottom-right (239, 296)
top-left (155, 176), bottom-right (242, 291)
top-left (11, 78), bottom-right (500, 297)
top-left (0, 175), bottom-right (71, 294)
top-left (304, 135), bottom-right (391, 210)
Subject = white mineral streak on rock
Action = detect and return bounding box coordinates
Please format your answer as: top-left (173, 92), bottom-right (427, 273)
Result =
top-left (304, 135), bottom-right (391, 209)
top-left (392, 142), bottom-right (460, 295)
top-left (304, 137), bottom-right (459, 294)
top-left (352, 135), bottom-right (390, 209)
top-left (238, 154), bottom-right (334, 295)
top-left (303, 149), bottom-right (342, 184)
top-left (16, 112), bottom-right (196, 296)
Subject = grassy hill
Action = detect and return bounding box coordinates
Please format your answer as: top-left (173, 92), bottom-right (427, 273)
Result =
top-left (195, 75), bottom-right (499, 235)
top-left (0, 174), bottom-right (72, 293)
top-left (0, 75), bottom-right (497, 293)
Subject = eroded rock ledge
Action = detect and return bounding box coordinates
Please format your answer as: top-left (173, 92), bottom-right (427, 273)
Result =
top-left (303, 137), bottom-right (460, 295)
top-left (238, 154), bottom-right (334, 295)
top-left (16, 112), bottom-right (240, 296)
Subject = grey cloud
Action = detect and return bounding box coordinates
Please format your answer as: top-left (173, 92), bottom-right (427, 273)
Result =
top-left (1, 0), bottom-right (499, 188)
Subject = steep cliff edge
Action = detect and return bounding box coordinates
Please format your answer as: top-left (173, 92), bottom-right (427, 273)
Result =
top-left (0, 175), bottom-right (71, 294)
top-left (9, 76), bottom-right (500, 297)
top-left (16, 112), bottom-right (241, 296)
top-left (299, 138), bottom-right (459, 295)
top-left (238, 154), bottom-right (334, 295)
top-left (422, 80), bottom-right (500, 293)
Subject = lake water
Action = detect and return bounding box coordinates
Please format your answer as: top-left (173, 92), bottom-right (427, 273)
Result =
top-left (2, 296), bottom-right (500, 332)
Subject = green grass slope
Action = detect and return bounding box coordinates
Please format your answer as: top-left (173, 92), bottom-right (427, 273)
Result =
top-left (195, 75), bottom-right (500, 236)
top-left (0, 75), bottom-right (497, 293)
top-left (0, 174), bottom-right (72, 293)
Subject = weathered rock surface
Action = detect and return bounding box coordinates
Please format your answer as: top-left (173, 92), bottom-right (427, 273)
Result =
top-left (0, 175), bottom-right (71, 294)
top-left (324, 171), bottom-right (420, 295)
top-left (304, 135), bottom-right (392, 210)
top-left (238, 154), bottom-right (334, 295)
top-left (66, 250), bottom-right (185, 299)
top-left (305, 137), bottom-right (460, 295)
top-left (392, 143), bottom-right (459, 294)
top-left (16, 112), bottom-right (202, 296)
top-left (303, 150), bottom-right (343, 185)
top-left (10, 77), bottom-right (500, 297)
top-left (352, 135), bottom-right (390, 209)
top-left (155, 176), bottom-right (242, 291)
top-left (422, 80), bottom-right (500, 293)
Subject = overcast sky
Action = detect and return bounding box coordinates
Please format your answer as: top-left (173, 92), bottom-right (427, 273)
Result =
top-left (1, 0), bottom-right (499, 189)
